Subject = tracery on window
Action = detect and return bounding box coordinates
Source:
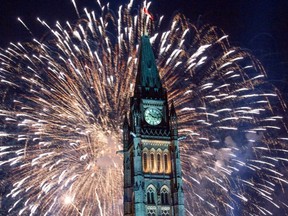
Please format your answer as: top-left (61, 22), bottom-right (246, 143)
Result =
top-left (147, 186), bottom-right (156, 204)
top-left (147, 210), bottom-right (156, 216)
top-left (160, 187), bottom-right (169, 205)
top-left (161, 209), bottom-right (170, 216)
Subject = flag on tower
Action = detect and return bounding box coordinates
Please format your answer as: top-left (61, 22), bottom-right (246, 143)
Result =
top-left (143, 7), bottom-right (154, 20)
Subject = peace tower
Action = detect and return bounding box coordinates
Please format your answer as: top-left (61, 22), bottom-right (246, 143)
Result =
top-left (123, 35), bottom-right (185, 216)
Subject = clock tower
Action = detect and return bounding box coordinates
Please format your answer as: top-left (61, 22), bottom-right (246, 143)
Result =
top-left (123, 35), bottom-right (184, 216)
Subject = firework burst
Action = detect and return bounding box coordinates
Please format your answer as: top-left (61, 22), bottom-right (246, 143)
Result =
top-left (0, 0), bottom-right (288, 215)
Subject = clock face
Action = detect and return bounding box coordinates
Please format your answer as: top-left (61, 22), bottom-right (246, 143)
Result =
top-left (144, 108), bottom-right (162, 125)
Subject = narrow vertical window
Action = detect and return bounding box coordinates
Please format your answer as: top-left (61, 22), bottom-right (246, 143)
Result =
top-left (143, 153), bottom-right (147, 171)
top-left (160, 187), bottom-right (169, 205)
top-left (147, 187), bottom-right (156, 204)
top-left (165, 193), bottom-right (169, 204)
top-left (157, 153), bottom-right (161, 172)
top-left (151, 192), bottom-right (155, 204)
top-left (164, 154), bottom-right (168, 172)
top-left (147, 192), bottom-right (151, 204)
top-left (150, 153), bottom-right (154, 171)
top-left (161, 193), bottom-right (165, 204)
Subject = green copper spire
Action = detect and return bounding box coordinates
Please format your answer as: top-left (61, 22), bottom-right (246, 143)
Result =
top-left (135, 35), bottom-right (162, 90)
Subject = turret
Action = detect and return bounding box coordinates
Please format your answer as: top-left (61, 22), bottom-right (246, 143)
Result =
top-left (170, 101), bottom-right (178, 138)
top-left (123, 114), bottom-right (129, 150)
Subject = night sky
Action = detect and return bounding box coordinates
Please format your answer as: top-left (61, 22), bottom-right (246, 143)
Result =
top-left (1, 0), bottom-right (288, 93)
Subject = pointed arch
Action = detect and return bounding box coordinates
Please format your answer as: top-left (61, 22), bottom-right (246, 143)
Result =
top-left (160, 185), bottom-right (170, 205)
top-left (163, 149), bottom-right (171, 173)
top-left (142, 148), bottom-right (149, 172)
top-left (156, 148), bottom-right (162, 173)
top-left (150, 148), bottom-right (156, 173)
top-left (146, 185), bottom-right (157, 205)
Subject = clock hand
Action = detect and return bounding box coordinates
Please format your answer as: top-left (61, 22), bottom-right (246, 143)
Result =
top-left (156, 113), bottom-right (162, 118)
top-left (149, 113), bottom-right (157, 118)
top-left (149, 112), bottom-right (162, 119)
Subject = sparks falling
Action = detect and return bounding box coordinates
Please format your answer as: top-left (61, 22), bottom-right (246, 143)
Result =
top-left (0, 0), bottom-right (288, 215)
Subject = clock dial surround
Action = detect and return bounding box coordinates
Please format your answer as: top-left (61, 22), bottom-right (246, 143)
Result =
top-left (144, 108), bottom-right (162, 125)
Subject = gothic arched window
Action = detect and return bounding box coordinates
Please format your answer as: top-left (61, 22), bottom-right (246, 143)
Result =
top-left (143, 152), bottom-right (148, 172)
top-left (150, 153), bottom-right (155, 172)
top-left (160, 187), bottom-right (169, 205)
top-left (157, 153), bottom-right (161, 172)
top-left (147, 186), bottom-right (156, 204)
top-left (164, 154), bottom-right (168, 172)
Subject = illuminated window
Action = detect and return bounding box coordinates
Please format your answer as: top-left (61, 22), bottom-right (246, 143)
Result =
top-left (164, 154), bottom-right (168, 172)
top-left (143, 153), bottom-right (148, 171)
top-left (150, 153), bottom-right (154, 171)
top-left (157, 153), bottom-right (161, 172)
